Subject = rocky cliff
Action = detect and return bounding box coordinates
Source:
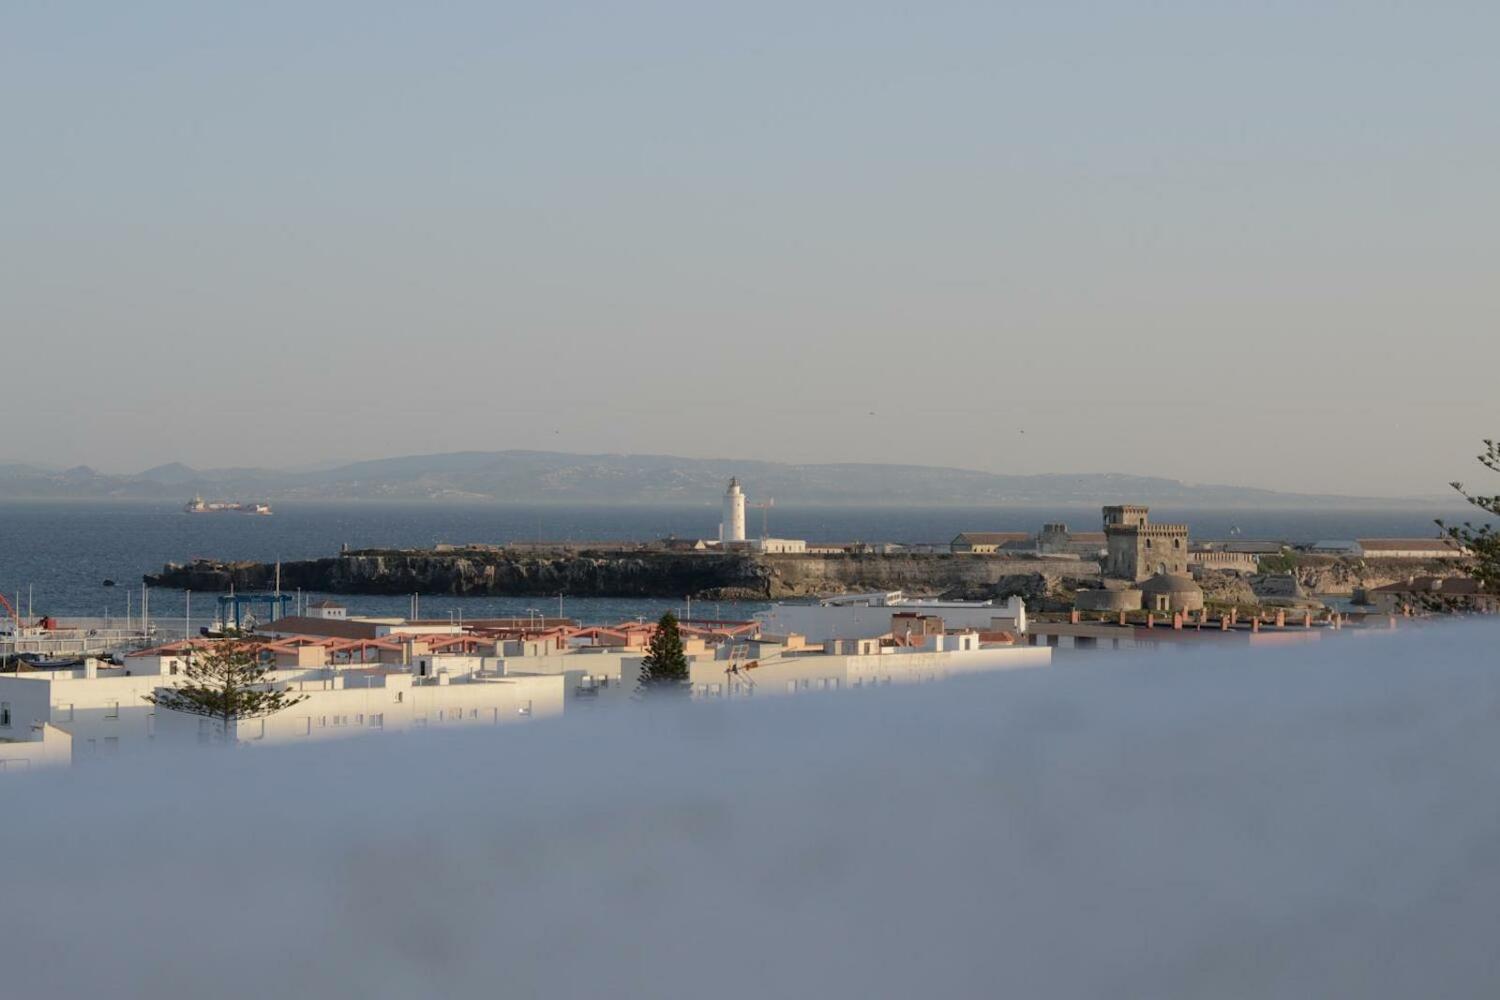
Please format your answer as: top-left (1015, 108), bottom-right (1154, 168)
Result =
top-left (144, 550), bottom-right (1102, 603)
top-left (1279, 557), bottom-right (1469, 597)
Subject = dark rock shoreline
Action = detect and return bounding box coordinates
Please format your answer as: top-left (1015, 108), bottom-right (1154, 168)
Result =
top-left (143, 549), bottom-right (1103, 603)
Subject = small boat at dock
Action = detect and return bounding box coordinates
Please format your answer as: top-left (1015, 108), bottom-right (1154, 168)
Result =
top-left (14, 653), bottom-right (87, 670)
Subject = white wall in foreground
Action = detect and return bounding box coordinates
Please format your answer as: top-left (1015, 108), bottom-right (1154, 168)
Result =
top-left (0, 624), bottom-right (1497, 999)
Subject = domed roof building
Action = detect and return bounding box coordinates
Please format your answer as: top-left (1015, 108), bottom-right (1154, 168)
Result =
top-left (1139, 573), bottom-right (1205, 613)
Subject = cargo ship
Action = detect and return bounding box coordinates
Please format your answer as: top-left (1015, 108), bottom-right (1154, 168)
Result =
top-left (184, 496), bottom-right (273, 515)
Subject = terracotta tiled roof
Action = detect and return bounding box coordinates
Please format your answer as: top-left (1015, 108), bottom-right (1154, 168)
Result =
top-left (255, 617), bottom-right (385, 640)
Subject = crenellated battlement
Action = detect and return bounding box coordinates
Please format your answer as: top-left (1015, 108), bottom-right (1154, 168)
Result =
top-left (1101, 505), bottom-right (1191, 581)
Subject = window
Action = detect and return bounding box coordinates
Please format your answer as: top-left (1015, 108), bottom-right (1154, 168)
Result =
top-left (368, 714), bottom-right (383, 729)
top-left (0, 701), bottom-right (10, 727)
top-left (55, 703), bottom-right (74, 722)
top-left (468, 708), bottom-right (478, 719)
top-left (105, 701), bottom-right (119, 720)
top-left (169, 661), bottom-right (179, 675)
top-left (517, 701), bottom-right (533, 717)
top-left (355, 714), bottom-right (364, 725)
top-left (318, 715), bottom-right (328, 728)
top-left (787, 680), bottom-right (798, 694)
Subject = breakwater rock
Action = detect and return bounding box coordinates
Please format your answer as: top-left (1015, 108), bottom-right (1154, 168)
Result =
top-left (1281, 557), bottom-right (1470, 597)
top-left (144, 550), bottom-right (1102, 603)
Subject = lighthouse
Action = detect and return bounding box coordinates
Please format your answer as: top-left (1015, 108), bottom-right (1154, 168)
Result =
top-left (720, 478), bottom-right (747, 543)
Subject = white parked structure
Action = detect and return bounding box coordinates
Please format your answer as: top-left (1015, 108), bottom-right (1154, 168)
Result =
top-left (720, 477), bottom-right (747, 543)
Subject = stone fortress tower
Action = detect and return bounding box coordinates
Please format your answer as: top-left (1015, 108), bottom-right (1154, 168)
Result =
top-left (1103, 505), bottom-right (1189, 581)
top-left (720, 478), bottom-right (747, 543)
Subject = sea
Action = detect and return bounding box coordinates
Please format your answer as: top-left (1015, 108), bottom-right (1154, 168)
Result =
top-left (0, 499), bottom-right (1480, 627)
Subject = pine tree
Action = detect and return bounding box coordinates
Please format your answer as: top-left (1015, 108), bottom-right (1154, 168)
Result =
top-left (637, 611), bottom-right (691, 697)
top-left (145, 638), bottom-right (307, 738)
top-left (1440, 439), bottom-right (1500, 592)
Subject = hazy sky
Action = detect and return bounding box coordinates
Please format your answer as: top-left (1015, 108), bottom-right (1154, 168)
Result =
top-left (3, 2), bottom-right (1496, 497)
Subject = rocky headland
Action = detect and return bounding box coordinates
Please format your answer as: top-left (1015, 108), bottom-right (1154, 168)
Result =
top-left (144, 548), bottom-right (1104, 604)
top-left (143, 548), bottom-right (1471, 609)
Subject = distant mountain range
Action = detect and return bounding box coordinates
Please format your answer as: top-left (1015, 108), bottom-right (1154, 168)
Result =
top-left (0, 451), bottom-right (1445, 508)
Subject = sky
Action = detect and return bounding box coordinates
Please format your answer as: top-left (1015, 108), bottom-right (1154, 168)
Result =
top-left (2, 1), bottom-right (1496, 497)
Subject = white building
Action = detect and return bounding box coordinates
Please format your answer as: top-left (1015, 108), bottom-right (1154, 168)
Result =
top-left (689, 634), bottom-right (1050, 699)
top-left (153, 668), bottom-right (564, 745)
top-left (0, 638), bottom-right (570, 761)
top-left (0, 722), bottom-right (72, 771)
top-left (749, 538), bottom-right (807, 554)
top-left (720, 477), bottom-right (747, 543)
top-left (0, 657), bottom-right (186, 762)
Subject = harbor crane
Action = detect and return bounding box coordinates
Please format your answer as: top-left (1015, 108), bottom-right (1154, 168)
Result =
top-left (747, 497), bottom-right (775, 538)
top-left (0, 592), bottom-right (47, 637)
top-left (214, 593), bottom-right (294, 633)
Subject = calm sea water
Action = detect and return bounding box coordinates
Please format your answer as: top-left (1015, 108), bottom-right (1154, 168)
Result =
top-left (0, 500), bottom-right (1478, 623)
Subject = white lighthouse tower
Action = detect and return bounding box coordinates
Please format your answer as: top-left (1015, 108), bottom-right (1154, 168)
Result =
top-left (720, 478), bottom-right (747, 543)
